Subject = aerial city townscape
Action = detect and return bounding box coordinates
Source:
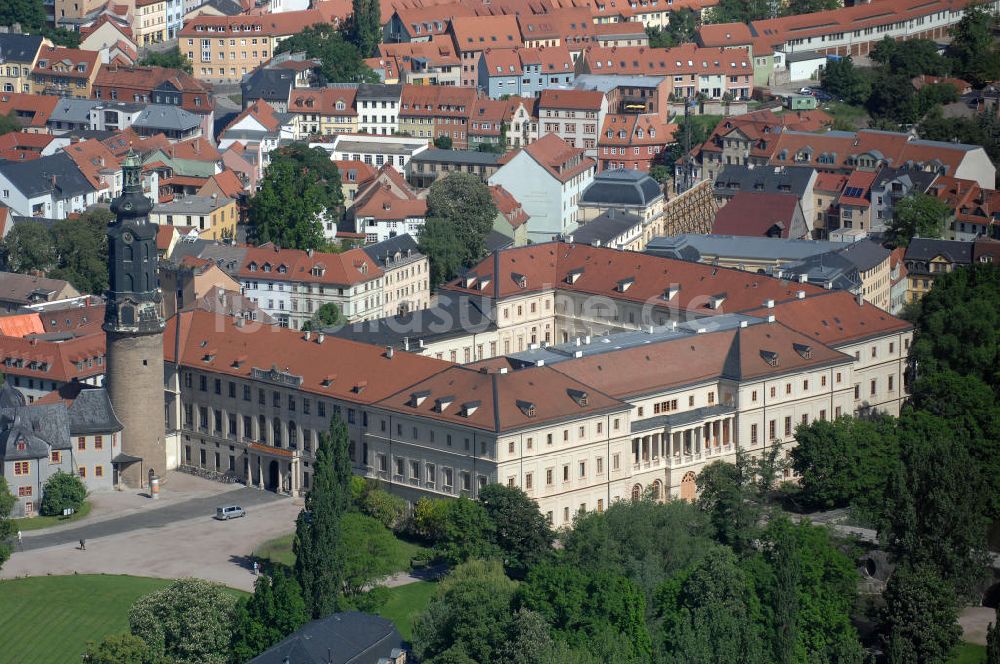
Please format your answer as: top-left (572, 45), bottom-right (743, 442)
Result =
top-left (1, 0), bottom-right (1000, 660)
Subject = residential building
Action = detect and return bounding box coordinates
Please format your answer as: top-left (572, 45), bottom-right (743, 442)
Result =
top-left (835, 170), bottom-right (877, 234)
top-left (151, 194), bottom-right (238, 240)
top-left (397, 84), bottom-right (475, 148)
top-left (135, 0), bottom-right (168, 46)
top-left (869, 168), bottom-right (937, 233)
top-left (350, 165), bottom-right (428, 244)
top-left (31, 46), bottom-right (101, 98)
top-left (235, 244), bottom-right (385, 328)
top-left (713, 165), bottom-right (817, 226)
top-left (467, 96), bottom-right (507, 150)
top-left (179, 10), bottom-right (326, 83)
top-left (356, 83), bottom-right (403, 136)
top-left (0, 92), bottom-right (59, 132)
top-left (903, 238), bottom-right (975, 303)
top-left (316, 133), bottom-right (429, 171)
top-left (0, 151), bottom-right (97, 219)
top-left (0, 34), bottom-right (48, 94)
top-left (929, 176), bottom-right (1000, 241)
top-left (286, 87), bottom-right (359, 138)
top-left (78, 15), bottom-right (138, 66)
top-left (536, 88), bottom-right (607, 158)
top-left (218, 101), bottom-right (294, 181)
top-left (372, 36), bottom-right (463, 86)
top-left (159, 255), bottom-right (243, 318)
top-left (488, 133), bottom-right (597, 243)
top-left (449, 15), bottom-right (523, 88)
top-left (406, 148), bottom-right (501, 188)
top-left (713, 191), bottom-right (808, 239)
top-left (577, 168), bottom-right (666, 250)
top-left (0, 273), bottom-right (80, 311)
top-left (0, 383), bottom-right (121, 518)
top-left (363, 234), bottom-right (431, 316)
top-left (570, 208), bottom-right (645, 250)
top-left (478, 45), bottom-right (575, 98)
top-left (132, 104), bottom-right (204, 141)
top-left (92, 65), bottom-right (215, 138)
top-left (332, 160), bottom-right (377, 204)
top-left (490, 184), bottom-right (530, 247)
top-left (597, 113), bottom-right (674, 172)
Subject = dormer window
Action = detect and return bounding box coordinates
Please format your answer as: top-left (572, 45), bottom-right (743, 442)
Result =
top-left (461, 401), bottom-right (481, 417)
top-left (277, 264), bottom-right (287, 274)
top-left (568, 389), bottom-right (589, 406)
top-left (512, 272), bottom-right (527, 288)
top-left (793, 343), bottom-right (813, 359)
top-left (566, 268), bottom-right (584, 284)
top-left (248, 262), bottom-right (257, 272)
top-left (463, 274), bottom-right (477, 288)
top-left (761, 350), bottom-right (779, 367)
top-left (262, 263), bottom-right (271, 273)
top-left (435, 396), bottom-right (454, 412)
top-left (478, 276), bottom-right (491, 291)
top-left (321, 374), bottom-right (337, 387)
top-left (410, 390), bottom-right (430, 407)
top-left (517, 400), bottom-right (536, 417)
top-left (617, 277), bottom-right (634, 292)
top-left (708, 293), bottom-right (727, 309)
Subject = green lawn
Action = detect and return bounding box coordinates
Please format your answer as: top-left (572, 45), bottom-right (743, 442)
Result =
top-left (0, 574), bottom-right (171, 663)
top-left (822, 101), bottom-right (869, 129)
top-left (949, 642), bottom-right (986, 663)
top-left (14, 500), bottom-right (92, 531)
top-left (255, 530), bottom-right (432, 574)
top-left (378, 581), bottom-right (437, 642)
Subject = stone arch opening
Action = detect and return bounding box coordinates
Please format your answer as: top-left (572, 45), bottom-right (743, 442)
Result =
top-left (680, 471), bottom-right (697, 502)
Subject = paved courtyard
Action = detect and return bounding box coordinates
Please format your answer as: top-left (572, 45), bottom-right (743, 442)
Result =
top-left (3, 472), bottom-right (301, 592)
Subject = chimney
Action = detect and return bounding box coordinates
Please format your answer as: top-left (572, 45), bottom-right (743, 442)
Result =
top-left (304, 331), bottom-right (312, 340)
top-left (767, 314), bottom-right (776, 323)
top-left (763, 299), bottom-right (774, 308)
top-left (796, 290), bottom-right (805, 299)
top-left (856, 291), bottom-right (864, 306)
top-left (317, 333), bottom-right (325, 343)
top-left (403, 336), bottom-right (410, 351)
top-left (386, 345), bottom-right (394, 358)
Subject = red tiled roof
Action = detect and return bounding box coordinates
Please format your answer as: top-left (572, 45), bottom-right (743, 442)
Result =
top-left (179, 9), bottom-right (326, 37)
top-left (239, 245), bottom-right (383, 286)
top-left (288, 87), bottom-right (358, 117)
top-left (199, 169), bottom-right (245, 198)
top-left (490, 184), bottom-right (529, 229)
top-left (538, 88), bottom-right (604, 111)
top-left (0, 326), bottom-right (105, 383)
top-left (837, 169), bottom-right (877, 207)
top-left (164, 309), bottom-right (451, 404)
top-left (375, 364), bottom-right (627, 432)
top-left (450, 15), bottom-right (523, 51)
top-left (0, 93), bottom-right (59, 128)
top-left (33, 46), bottom-right (100, 80)
top-left (517, 132), bottom-right (596, 184)
top-left (696, 22), bottom-right (753, 47)
top-left (581, 43), bottom-right (752, 76)
top-left (746, 290), bottom-right (911, 344)
top-left (712, 191), bottom-right (801, 238)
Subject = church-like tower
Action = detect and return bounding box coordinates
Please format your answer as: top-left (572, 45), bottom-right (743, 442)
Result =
top-left (105, 150), bottom-right (165, 487)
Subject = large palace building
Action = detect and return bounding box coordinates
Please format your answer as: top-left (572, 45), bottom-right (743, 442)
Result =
top-left (165, 242), bottom-right (911, 527)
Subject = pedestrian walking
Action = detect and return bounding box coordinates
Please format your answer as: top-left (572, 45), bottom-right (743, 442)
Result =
top-left (252, 560), bottom-right (259, 576)
top-left (16, 530), bottom-right (22, 550)
top-left (79, 538), bottom-right (86, 551)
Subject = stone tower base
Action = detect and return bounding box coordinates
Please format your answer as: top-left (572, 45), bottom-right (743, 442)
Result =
top-left (106, 331), bottom-right (166, 488)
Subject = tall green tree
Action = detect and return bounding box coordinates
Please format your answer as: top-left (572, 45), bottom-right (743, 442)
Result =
top-left (887, 191), bottom-right (951, 247)
top-left (128, 578), bottom-right (238, 664)
top-left (346, 0), bottom-right (381, 57)
top-left (948, 3), bottom-right (1000, 87)
top-left (646, 10), bottom-right (698, 48)
top-left (1, 221), bottom-right (56, 274)
top-left (434, 496), bottom-right (500, 565)
top-left (879, 411), bottom-right (990, 601)
top-left (39, 470), bottom-right (87, 516)
top-left (49, 210), bottom-right (111, 295)
top-left (294, 414), bottom-right (352, 618)
top-left (249, 144), bottom-right (343, 250)
top-left (417, 217), bottom-right (465, 288)
top-left (655, 547), bottom-right (768, 664)
top-left (301, 302), bottom-right (345, 332)
top-left (413, 559), bottom-right (519, 664)
top-left (909, 262), bottom-right (1000, 391)
top-left (987, 605), bottom-right (1000, 664)
top-left (866, 72), bottom-right (920, 125)
top-left (275, 24), bottom-right (378, 83)
top-left (339, 512), bottom-right (398, 595)
top-left (0, 477), bottom-right (16, 572)
top-left (780, 0), bottom-right (839, 17)
top-left (82, 633), bottom-right (158, 664)
top-left (880, 563), bottom-right (962, 664)
top-left (871, 37), bottom-right (950, 78)
top-left (821, 57), bottom-right (874, 106)
top-left (425, 172), bottom-right (497, 265)
top-left (0, 112), bottom-right (21, 137)
top-left (0, 0), bottom-right (46, 34)
top-left (230, 569), bottom-right (307, 662)
top-left (478, 484), bottom-right (554, 578)
top-left (705, 0), bottom-right (771, 23)
top-left (138, 47), bottom-right (193, 74)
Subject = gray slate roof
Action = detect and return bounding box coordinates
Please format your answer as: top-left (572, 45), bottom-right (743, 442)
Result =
top-left (0, 271), bottom-right (75, 305)
top-left (646, 234), bottom-right (841, 263)
top-left (904, 238), bottom-right (976, 264)
top-left (0, 34), bottom-right (44, 64)
top-left (580, 168), bottom-right (663, 207)
top-left (871, 166), bottom-right (938, 195)
top-left (48, 98), bottom-right (100, 124)
top-left (249, 612), bottom-right (404, 664)
top-left (570, 209), bottom-right (642, 246)
top-left (362, 233), bottom-right (423, 269)
top-left (836, 238), bottom-right (891, 272)
top-left (0, 152), bottom-right (95, 199)
top-left (241, 68), bottom-right (296, 103)
top-left (154, 194), bottom-right (235, 215)
top-left (328, 291), bottom-right (496, 347)
top-left (356, 83), bottom-right (402, 101)
top-left (132, 105), bottom-right (202, 132)
top-left (713, 164), bottom-right (815, 199)
top-left (0, 392), bottom-right (71, 462)
top-left (61, 384), bottom-right (124, 435)
top-left (409, 148), bottom-right (501, 166)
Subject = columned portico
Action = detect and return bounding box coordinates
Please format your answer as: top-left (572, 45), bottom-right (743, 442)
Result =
top-left (248, 442), bottom-right (301, 497)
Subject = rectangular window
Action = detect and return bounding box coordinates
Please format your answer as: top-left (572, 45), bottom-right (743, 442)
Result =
top-left (78, 436), bottom-right (86, 451)
top-left (94, 435), bottom-right (103, 450)
top-left (889, 374), bottom-right (895, 391)
top-left (870, 379), bottom-right (877, 396)
top-left (78, 466), bottom-right (86, 478)
top-left (546, 468), bottom-right (553, 485)
top-left (95, 465), bottom-right (103, 478)
top-left (597, 457), bottom-right (604, 474)
top-left (613, 453), bottom-right (620, 470)
top-left (784, 416), bottom-right (792, 437)
top-left (769, 420), bottom-right (776, 440)
top-left (751, 423), bottom-right (758, 443)
top-left (14, 461), bottom-right (29, 475)
top-left (18, 486), bottom-right (32, 497)
top-left (51, 450), bottom-right (61, 463)
top-left (525, 473), bottom-right (533, 489)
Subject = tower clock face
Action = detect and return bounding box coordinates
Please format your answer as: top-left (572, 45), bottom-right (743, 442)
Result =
top-left (122, 231), bottom-right (134, 244)
top-left (122, 201), bottom-right (134, 212)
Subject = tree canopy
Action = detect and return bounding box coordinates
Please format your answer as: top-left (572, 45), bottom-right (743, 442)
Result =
top-left (128, 578), bottom-right (237, 664)
top-left (418, 173), bottom-right (497, 287)
top-left (138, 47), bottom-right (193, 74)
top-left (294, 414), bottom-right (352, 617)
top-left (948, 3), bottom-right (1000, 87)
top-left (231, 569), bottom-right (308, 662)
top-left (886, 191), bottom-right (951, 247)
top-left (39, 470), bottom-right (87, 517)
top-left (645, 10), bottom-right (698, 48)
top-left (301, 302), bottom-right (346, 332)
top-left (346, 0), bottom-right (381, 57)
top-left (0, 112), bottom-right (21, 138)
top-left (275, 24), bottom-right (378, 83)
top-left (0, 477), bottom-right (16, 572)
top-left (249, 144), bottom-right (343, 250)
